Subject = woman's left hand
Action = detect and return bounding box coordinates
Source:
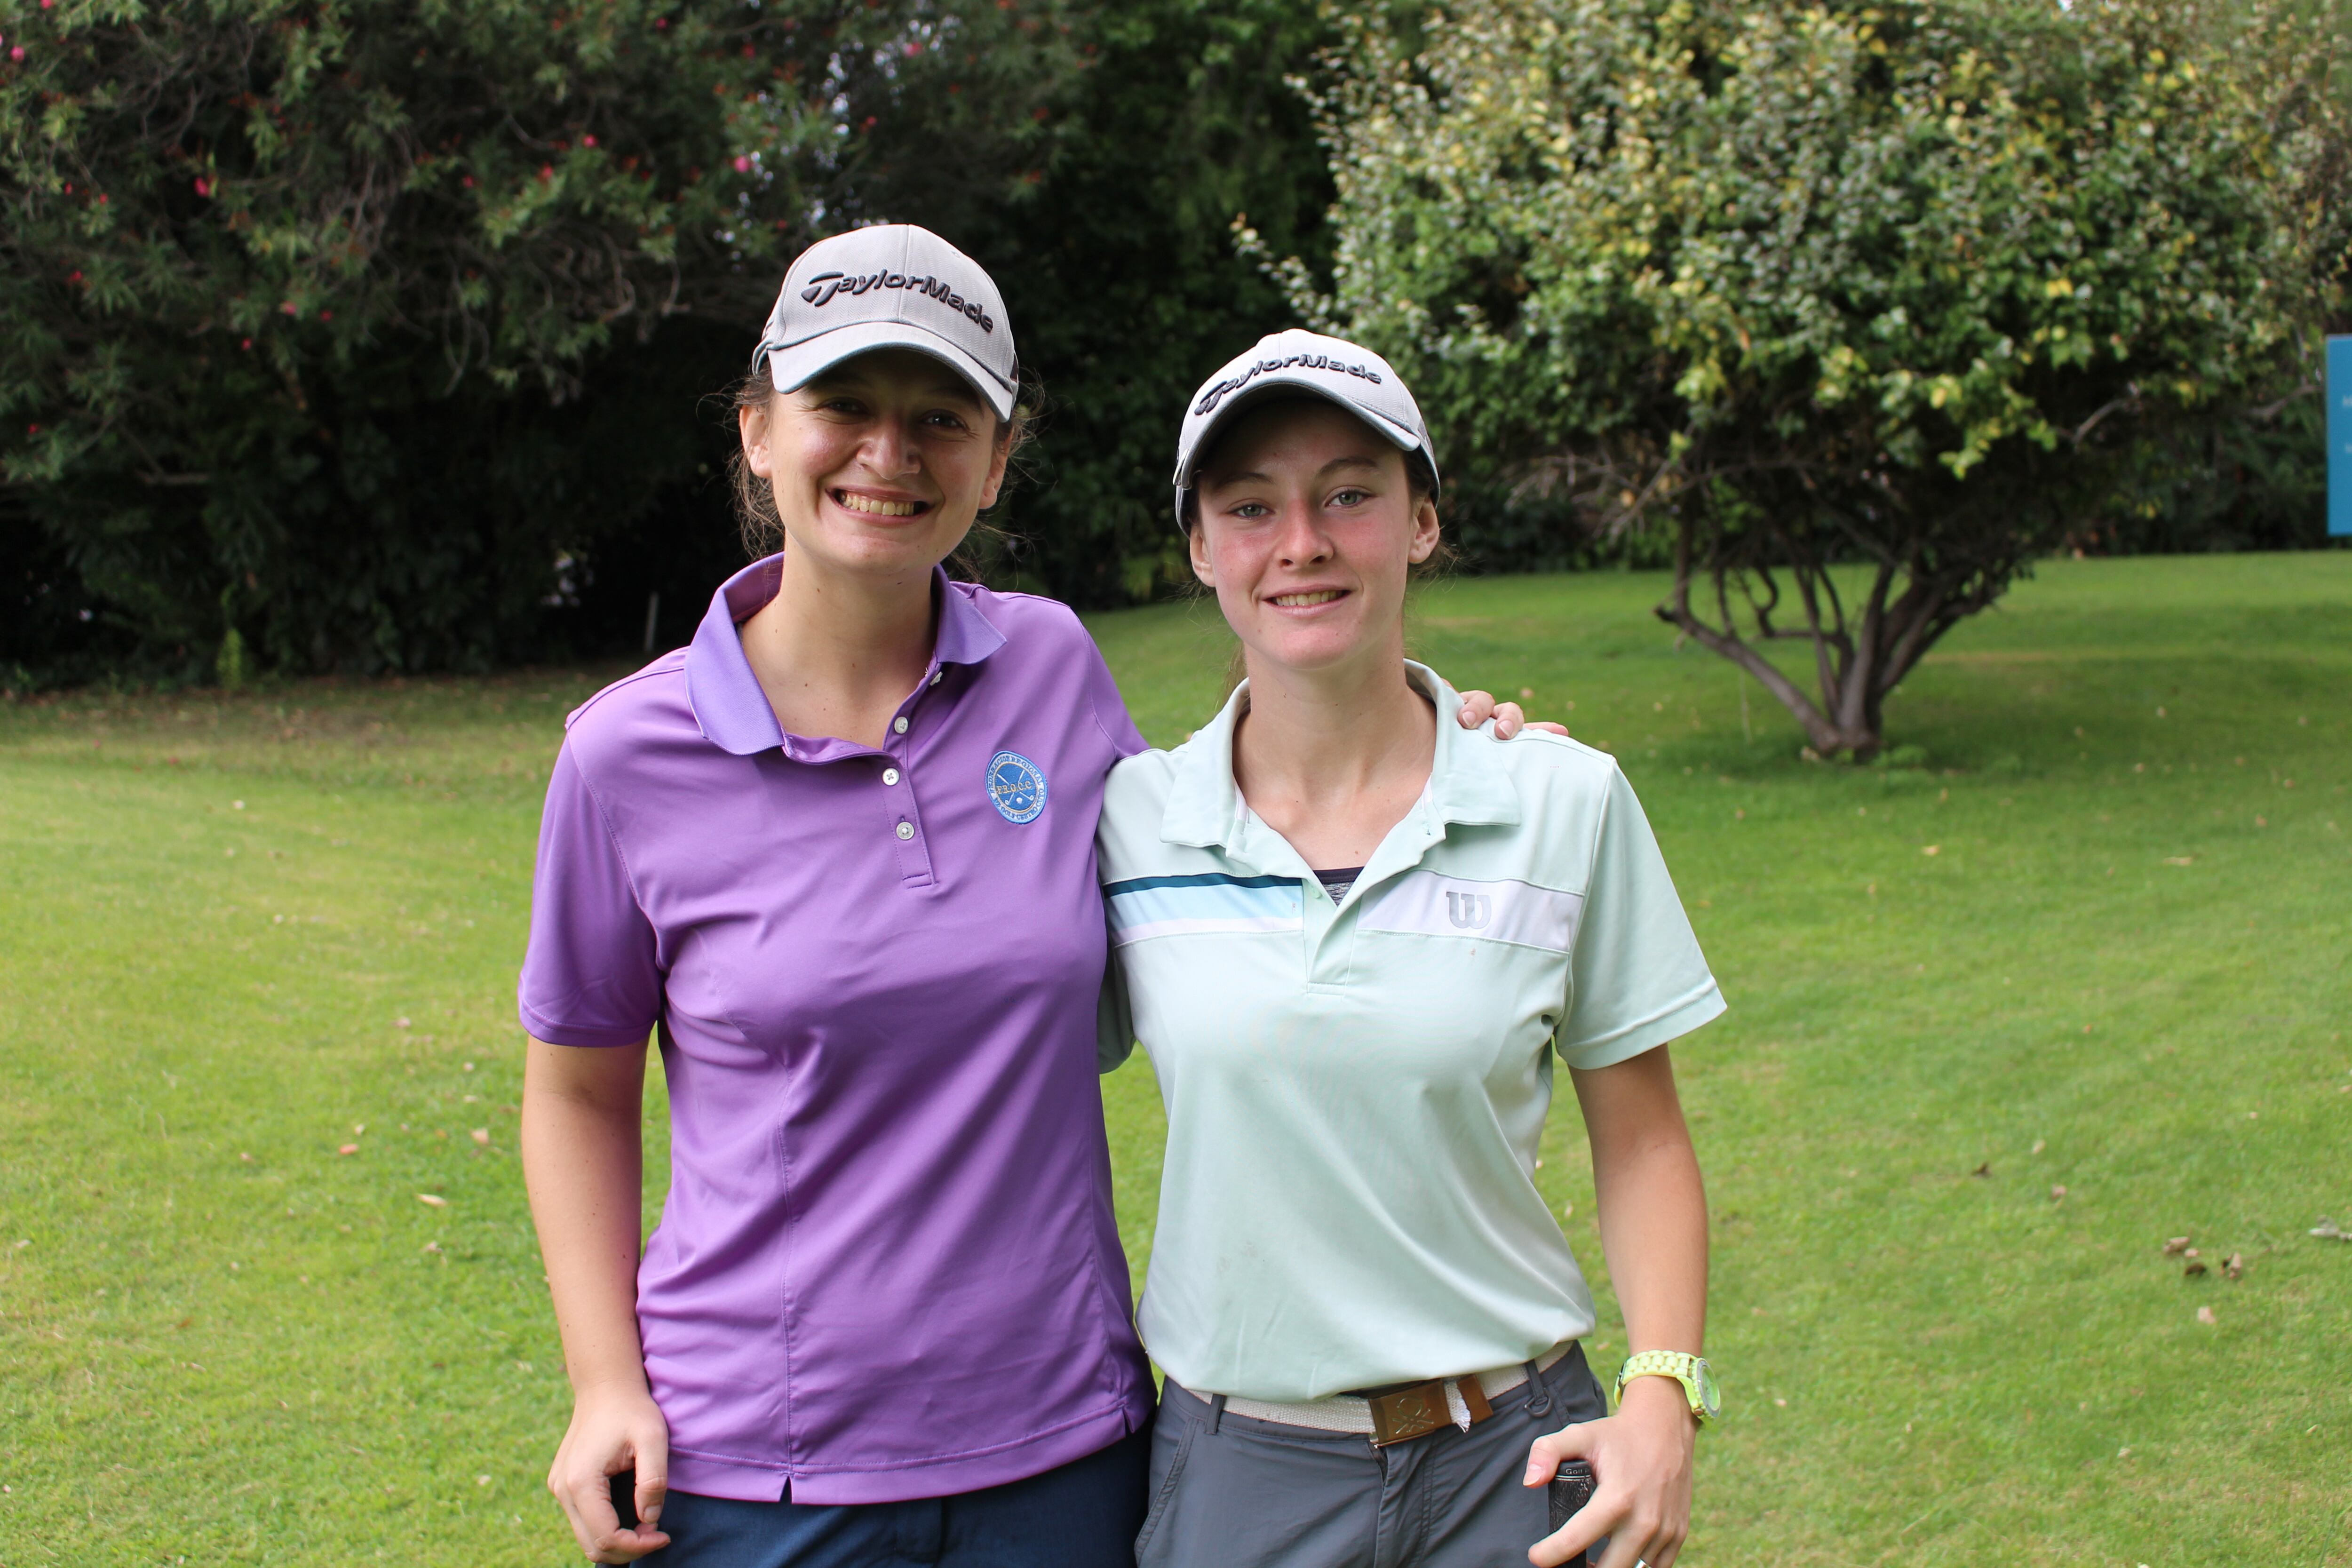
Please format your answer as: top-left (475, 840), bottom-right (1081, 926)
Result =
top-left (1522, 1377), bottom-right (1697, 1568)
top-left (1457, 689), bottom-right (1570, 740)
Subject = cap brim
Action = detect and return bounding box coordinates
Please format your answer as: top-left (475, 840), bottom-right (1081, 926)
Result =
top-left (1173, 378), bottom-right (1426, 491)
top-left (761, 320), bottom-right (1016, 422)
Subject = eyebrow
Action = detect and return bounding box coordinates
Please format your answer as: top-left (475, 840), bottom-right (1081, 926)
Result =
top-left (807, 371), bottom-right (984, 406)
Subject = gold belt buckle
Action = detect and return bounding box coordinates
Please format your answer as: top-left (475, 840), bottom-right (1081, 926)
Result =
top-left (1367, 1374), bottom-right (1493, 1447)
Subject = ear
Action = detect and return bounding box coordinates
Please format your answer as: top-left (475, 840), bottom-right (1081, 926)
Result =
top-left (739, 398), bottom-right (774, 479)
top-left (978, 422), bottom-right (1013, 511)
top-left (1406, 493), bottom-right (1442, 565)
top-left (1187, 520), bottom-right (1216, 588)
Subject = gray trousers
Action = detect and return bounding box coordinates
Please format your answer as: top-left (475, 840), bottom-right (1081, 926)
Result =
top-left (1135, 1346), bottom-right (1611, 1568)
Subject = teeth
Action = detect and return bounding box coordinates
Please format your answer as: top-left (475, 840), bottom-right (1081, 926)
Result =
top-left (1271, 590), bottom-right (1343, 607)
top-left (839, 493), bottom-right (921, 517)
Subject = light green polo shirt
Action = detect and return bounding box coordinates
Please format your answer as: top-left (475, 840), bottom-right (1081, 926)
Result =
top-left (1097, 663), bottom-right (1724, 1402)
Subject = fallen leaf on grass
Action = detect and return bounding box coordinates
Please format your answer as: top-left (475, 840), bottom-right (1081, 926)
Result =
top-left (2222, 1254), bottom-right (2244, 1279)
top-left (394, 1018), bottom-right (411, 1029)
top-left (2311, 1218), bottom-right (2351, 1242)
top-left (2161, 1237), bottom-right (2192, 1256)
top-left (2183, 1259), bottom-right (2208, 1278)
top-left (416, 1194), bottom-right (447, 1209)
top-left (336, 1144), bottom-right (358, 1156)
top-left (2030, 1139), bottom-right (2045, 1155)
top-left (422, 1242), bottom-right (441, 1254)
top-left (2050, 1185), bottom-right (2068, 1201)
top-left (2162, 856), bottom-right (2194, 866)
top-left (1971, 1162), bottom-right (1991, 1178)
top-left (2196, 1306), bottom-right (2217, 1325)
top-left (470, 1128), bottom-right (490, 1146)
top-left (1922, 845), bottom-right (1941, 857)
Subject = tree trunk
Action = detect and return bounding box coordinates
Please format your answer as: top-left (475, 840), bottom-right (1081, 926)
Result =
top-left (1654, 524), bottom-right (1976, 761)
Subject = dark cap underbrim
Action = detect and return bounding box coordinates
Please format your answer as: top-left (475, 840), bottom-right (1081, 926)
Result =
top-left (1170, 379), bottom-right (1435, 531)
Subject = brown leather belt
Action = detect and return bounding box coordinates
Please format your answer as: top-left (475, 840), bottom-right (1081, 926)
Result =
top-left (1205, 1342), bottom-right (1573, 1445)
top-left (1362, 1372), bottom-right (1494, 1446)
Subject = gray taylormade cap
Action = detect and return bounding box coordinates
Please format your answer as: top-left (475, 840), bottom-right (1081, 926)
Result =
top-left (753, 224), bottom-right (1017, 422)
top-left (1171, 328), bottom-right (1438, 530)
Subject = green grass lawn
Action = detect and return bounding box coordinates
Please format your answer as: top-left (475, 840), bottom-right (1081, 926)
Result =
top-left (2, 554), bottom-right (2347, 1565)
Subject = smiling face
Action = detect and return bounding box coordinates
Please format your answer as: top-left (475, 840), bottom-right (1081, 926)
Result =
top-left (739, 347), bottom-right (1011, 581)
top-left (1188, 397), bottom-right (1440, 680)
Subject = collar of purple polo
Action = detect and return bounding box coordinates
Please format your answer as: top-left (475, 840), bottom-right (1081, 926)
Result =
top-left (685, 555), bottom-right (1009, 760)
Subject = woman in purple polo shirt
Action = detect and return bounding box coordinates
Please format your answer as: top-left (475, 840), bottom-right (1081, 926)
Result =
top-left (516, 226), bottom-right (1540, 1568)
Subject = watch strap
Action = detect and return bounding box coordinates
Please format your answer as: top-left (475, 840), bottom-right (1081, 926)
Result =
top-left (1614, 1351), bottom-right (1713, 1423)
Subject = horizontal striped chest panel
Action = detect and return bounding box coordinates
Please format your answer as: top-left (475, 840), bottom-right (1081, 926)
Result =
top-left (1359, 871), bottom-right (1583, 952)
top-left (1104, 872), bottom-right (1304, 946)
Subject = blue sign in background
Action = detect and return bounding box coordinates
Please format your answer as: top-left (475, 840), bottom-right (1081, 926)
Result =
top-left (2331, 336), bottom-right (2352, 537)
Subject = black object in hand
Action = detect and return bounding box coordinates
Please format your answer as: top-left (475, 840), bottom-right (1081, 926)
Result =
top-left (608, 1472), bottom-right (641, 1530)
top-left (1548, 1458), bottom-right (1597, 1564)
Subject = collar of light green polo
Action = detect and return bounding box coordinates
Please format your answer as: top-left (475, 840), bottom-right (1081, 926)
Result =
top-left (1158, 663), bottom-right (1521, 859)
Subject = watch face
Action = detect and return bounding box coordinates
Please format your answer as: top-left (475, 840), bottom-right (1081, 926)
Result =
top-left (1695, 1360), bottom-right (1722, 1418)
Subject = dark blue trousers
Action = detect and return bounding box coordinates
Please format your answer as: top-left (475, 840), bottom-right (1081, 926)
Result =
top-left (641, 1428), bottom-right (1150, 1568)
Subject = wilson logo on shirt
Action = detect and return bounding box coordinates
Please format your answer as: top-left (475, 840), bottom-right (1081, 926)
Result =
top-left (986, 751), bottom-right (1048, 824)
top-left (1103, 873), bottom-right (1303, 947)
top-left (1360, 872), bottom-right (1582, 953)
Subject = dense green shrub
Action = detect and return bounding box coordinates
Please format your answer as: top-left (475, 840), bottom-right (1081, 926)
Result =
top-left (1279, 0), bottom-right (2350, 756)
top-left (0, 0), bottom-right (1075, 683)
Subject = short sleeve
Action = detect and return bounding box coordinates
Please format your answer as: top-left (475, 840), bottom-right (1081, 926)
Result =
top-left (1554, 766), bottom-right (1725, 1070)
top-left (1080, 635), bottom-right (1147, 758)
top-left (517, 744), bottom-right (662, 1047)
top-left (1096, 938), bottom-right (1137, 1075)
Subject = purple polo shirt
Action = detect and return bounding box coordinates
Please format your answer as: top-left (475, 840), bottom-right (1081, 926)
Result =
top-left (518, 557), bottom-right (1154, 1504)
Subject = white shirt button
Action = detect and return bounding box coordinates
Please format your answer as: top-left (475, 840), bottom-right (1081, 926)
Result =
top-left (892, 716), bottom-right (909, 734)
top-left (895, 821), bottom-right (914, 840)
top-left (881, 768), bottom-right (901, 787)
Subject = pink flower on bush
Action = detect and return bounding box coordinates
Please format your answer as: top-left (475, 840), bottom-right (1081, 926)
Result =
top-left (732, 155), bottom-right (752, 173)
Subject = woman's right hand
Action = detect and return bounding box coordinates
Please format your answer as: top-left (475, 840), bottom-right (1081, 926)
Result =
top-left (548, 1383), bottom-right (672, 1563)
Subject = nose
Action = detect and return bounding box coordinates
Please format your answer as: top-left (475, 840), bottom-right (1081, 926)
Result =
top-left (1273, 498), bottom-right (1333, 567)
top-left (858, 414), bottom-right (922, 479)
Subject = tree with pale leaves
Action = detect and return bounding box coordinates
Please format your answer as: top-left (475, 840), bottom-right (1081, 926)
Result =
top-left (1271, 0), bottom-right (2348, 757)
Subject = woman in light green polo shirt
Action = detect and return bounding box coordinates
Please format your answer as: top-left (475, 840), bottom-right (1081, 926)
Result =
top-left (1097, 331), bottom-right (1724, 1568)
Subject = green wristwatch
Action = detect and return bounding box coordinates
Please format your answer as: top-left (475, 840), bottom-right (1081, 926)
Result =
top-left (1614, 1351), bottom-right (1721, 1425)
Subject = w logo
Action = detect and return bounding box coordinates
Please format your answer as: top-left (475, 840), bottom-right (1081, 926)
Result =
top-left (1445, 891), bottom-right (1491, 930)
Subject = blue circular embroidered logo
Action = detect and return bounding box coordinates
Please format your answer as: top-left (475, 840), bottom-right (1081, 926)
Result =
top-left (985, 751), bottom-right (1048, 824)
